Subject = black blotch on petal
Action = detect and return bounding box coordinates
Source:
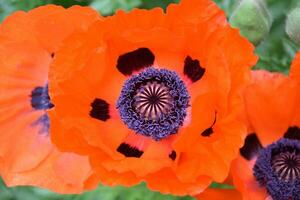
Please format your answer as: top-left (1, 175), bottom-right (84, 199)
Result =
top-left (201, 127), bottom-right (213, 137)
top-left (51, 53), bottom-right (55, 58)
top-left (116, 48), bottom-right (155, 76)
top-left (30, 86), bottom-right (54, 110)
top-left (201, 114), bottom-right (217, 137)
top-left (240, 133), bottom-right (263, 160)
top-left (284, 126), bottom-right (300, 140)
top-left (117, 143), bottom-right (144, 158)
top-left (90, 98), bottom-right (110, 121)
top-left (184, 56), bottom-right (205, 83)
top-left (169, 151), bottom-right (177, 161)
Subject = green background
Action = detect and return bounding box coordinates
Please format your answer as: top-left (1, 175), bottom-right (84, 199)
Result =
top-left (0, 0), bottom-right (299, 199)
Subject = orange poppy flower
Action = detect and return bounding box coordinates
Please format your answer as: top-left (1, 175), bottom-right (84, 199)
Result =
top-left (0, 5), bottom-right (101, 193)
top-left (49, 0), bottom-right (257, 195)
top-left (231, 69), bottom-right (300, 200)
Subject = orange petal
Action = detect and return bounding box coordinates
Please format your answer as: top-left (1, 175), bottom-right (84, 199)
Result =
top-left (231, 155), bottom-right (268, 200)
top-left (244, 70), bottom-right (298, 146)
top-left (290, 51), bottom-right (300, 82)
top-left (1, 149), bottom-right (93, 194)
top-left (195, 188), bottom-right (242, 200)
top-left (145, 168), bottom-right (212, 196)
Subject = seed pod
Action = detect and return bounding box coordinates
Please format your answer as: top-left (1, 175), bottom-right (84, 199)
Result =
top-left (286, 7), bottom-right (300, 45)
top-left (230, 0), bottom-right (272, 45)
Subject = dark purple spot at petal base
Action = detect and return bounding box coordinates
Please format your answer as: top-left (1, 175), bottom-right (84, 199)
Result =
top-left (30, 84), bottom-right (54, 110)
top-left (117, 143), bottom-right (143, 158)
top-left (240, 133), bottom-right (263, 160)
top-left (284, 126), bottom-right (300, 141)
top-left (169, 151), bottom-right (177, 160)
top-left (184, 56), bottom-right (205, 83)
top-left (90, 98), bottom-right (110, 121)
top-left (31, 114), bottom-right (50, 135)
top-left (117, 48), bottom-right (155, 76)
top-left (201, 127), bottom-right (213, 137)
top-left (201, 113), bottom-right (216, 137)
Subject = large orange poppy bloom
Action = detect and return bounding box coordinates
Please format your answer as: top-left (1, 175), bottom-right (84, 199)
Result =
top-left (0, 5), bottom-right (101, 193)
top-left (231, 68), bottom-right (300, 200)
top-left (49, 0), bottom-right (257, 195)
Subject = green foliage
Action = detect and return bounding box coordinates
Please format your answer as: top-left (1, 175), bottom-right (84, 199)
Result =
top-left (0, 179), bottom-right (195, 200)
top-left (0, 1), bottom-right (15, 21)
top-left (0, 0), bottom-right (91, 21)
top-left (213, 0), bottom-right (238, 17)
top-left (90, 0), bottom-right (142, 16)
top-left (209, 182), bottom-right (234, 189)
top-left (141, 0), bottom-right (177, 10)
top-left (0, 0), bottom-right (177, 19)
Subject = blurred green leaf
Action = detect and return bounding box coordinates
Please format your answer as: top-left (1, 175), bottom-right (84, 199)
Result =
top-left (213, 0), bottom-right (238, 17)
top-left (141, 0), bottom-right (176, 10)
top-left (0, 1), bottom-right (15, 22)
top-left (51, 0), bottom-right (91, 7)
top-left (209, 182), bottom-right (234, 189)
top-left (0, 179), bottom-right (195, 200)
top-left (91, 0), bottom-right (142, 16)
top-left (0, 0), bottom-right (92, 22)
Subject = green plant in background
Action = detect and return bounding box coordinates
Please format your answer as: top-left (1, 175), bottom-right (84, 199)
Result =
top-left (90, 0), bottom-right (142, 16)
top-left (0, 0), bottom-right (299, 199)
top-left (0, 0), bottom-right (91, 21)
top-left (0, 179), bottom-right (193, 200)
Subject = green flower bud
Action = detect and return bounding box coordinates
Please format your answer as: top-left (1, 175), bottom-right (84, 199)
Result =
top-left (230, 0), bottom-right (272, 45)
top-left (286, 7), bottom-right (300, 45)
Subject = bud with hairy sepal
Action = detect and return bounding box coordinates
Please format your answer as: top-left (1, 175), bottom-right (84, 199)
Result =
top-left (286, 7), bottom-right (300, 45)
top-left (230, 0), bottom-right (272, 45)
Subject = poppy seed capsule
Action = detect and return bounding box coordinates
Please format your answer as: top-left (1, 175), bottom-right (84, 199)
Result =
top-left (286, 7), bottom-right (300, 45)
top-left (117, 67), bottom-right (190, 140)
top-left (253, 139), bottom-right (300, 200)
top-left (230, 0), bottom-right (272, 45)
